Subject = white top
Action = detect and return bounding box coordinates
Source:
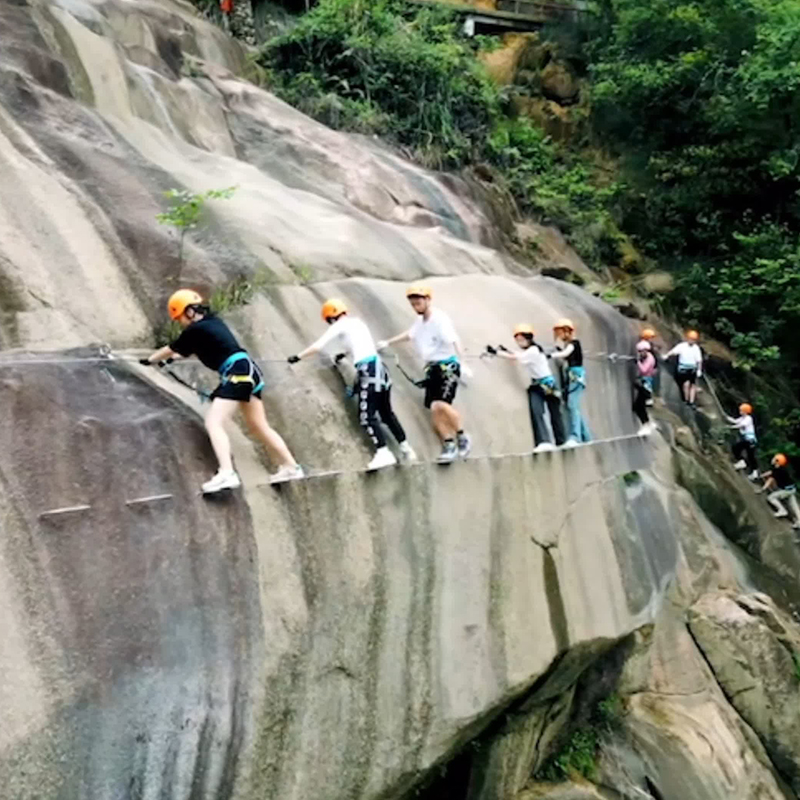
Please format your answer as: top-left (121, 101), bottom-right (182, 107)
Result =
top-left (518, 345), bottom-right (552, 381)
top-left (733, 414), bottom-right (756, 441)
top-left (311, 316), bottom-right (377, 364)
top-left (410, 308), bottom-right (459, 363)
top-left (666, 341), bottom-right (703, 372)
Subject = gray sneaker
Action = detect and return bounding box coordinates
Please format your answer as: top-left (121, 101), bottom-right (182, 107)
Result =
top-left (457, 431), bottom-right (472, 458)
top-left (437, 440), bottom-right (458, 464)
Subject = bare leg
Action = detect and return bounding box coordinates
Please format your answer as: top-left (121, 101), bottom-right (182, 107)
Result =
top-left (205, 398), bottom-right (239, 472)
top-left (440, 403), bottom-right (462, 435)
top-left (241, 398), bottom-right (297, 468)
top-left (689, 383), bottom-right (698, 404)
top-left (430, 402), bottom-right (457, 441)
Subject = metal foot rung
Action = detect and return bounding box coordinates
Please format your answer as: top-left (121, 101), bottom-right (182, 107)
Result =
top-left (39, 504), bottom-right (91, 519)
top-left (125, 493), bottom-right (173, 507)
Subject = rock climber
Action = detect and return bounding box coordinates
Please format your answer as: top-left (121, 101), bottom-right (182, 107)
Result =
top-left (638, 327), bottom-right (660, 404)
top-left (665, 330), bottom-right (703, 407)
top-left (633, 340), bottom-right (657, 436)
top-left (727, 402), bottom-right (759, 480)
top-left (757, 454), bottom-right (800, 530)
top-left (140, 289), bottom-right (303, 492)
top-left (377, 284), bottom-right (472, 464)
top-left (550, 318), bottom-right (591, 447)
top-left (485, 324), bottom-right (565, 452)
top-left (287, 299), bottom-right (417, 471)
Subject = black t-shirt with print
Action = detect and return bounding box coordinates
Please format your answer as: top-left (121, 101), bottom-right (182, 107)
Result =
top-left (773, 465), bottom-right (795, 489)
top-left (171, 315), bottom-right (243, 372)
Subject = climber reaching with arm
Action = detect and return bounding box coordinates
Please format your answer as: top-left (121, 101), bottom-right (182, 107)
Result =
top-left (757, 454), bottom-right (800, 530)
top-left (287, 299), bottom-right (417, 471)
top-left (550, 318), bottom-right (591, 447)
top-left (485, 324), bottom-right (565, 451)
top-left (378, 284), bottom-right (472, 464)
top-left (140, 289), bottom-right (303, 493)
top-left (726, 403), bottom-right (759, 480)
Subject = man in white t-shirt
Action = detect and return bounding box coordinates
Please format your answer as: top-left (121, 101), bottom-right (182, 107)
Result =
top-left (664, 329), bottom-right (703, 407)
top-left (289, 298), bottom-right (417, 471)
top-left (378, 284), bottom-right (472, 464)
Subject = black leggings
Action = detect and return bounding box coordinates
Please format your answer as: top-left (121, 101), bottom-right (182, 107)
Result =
top-left (633, 383), bottom-right (651, 425)
top-left (527, 384), bottom-right (566, 446)
top-left (733, 439), bottom-right (757, 473)
top-left (356, 360), bottom-right (406, 449)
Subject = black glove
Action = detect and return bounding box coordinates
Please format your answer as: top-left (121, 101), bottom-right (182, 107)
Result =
top-left (287, 355), bottom-right (300, 364)
top-left (157, 359), bottom-right (173, 368)
top-left (334, 353), bottom-right (346, 364)
top-left (139, 358), bottom-right (152, 366)
top-left (485, 345), bottom-right (497, 355)
top-left (498, 344), bottom-right (510, 353)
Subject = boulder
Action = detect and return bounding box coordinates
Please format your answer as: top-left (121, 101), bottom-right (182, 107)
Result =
top-left (688, 592), bottom-right (800, 793)
top-left (540, 62), bottom-right (579, 104)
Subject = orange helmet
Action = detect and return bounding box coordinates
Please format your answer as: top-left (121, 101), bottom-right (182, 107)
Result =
top-left (406, 283), bottom-right (432, 299)
top-left (773, 453), bottom-right (788, 467)
top-left (554, 317), bottom-right (575, 331)
top-left (168, 289), bottom-right (203, 320)
top-left (686, 330), bottom-right (699, 341)
top-left (739, 403), bottom-right (753, 415)
top-left (513, 323), bottom-right (535, 337)
top-left (321, 298), bottom-right (348, 321)
top-left (641, 327), bottom-right (656, 340)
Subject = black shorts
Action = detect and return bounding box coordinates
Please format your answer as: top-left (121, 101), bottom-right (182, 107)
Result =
top-left (211, 355), bottom-right (264, 401)
top-left (423, 360), bottom-right (460, 408)
top-left (677, 367), bottom-right (698, 384)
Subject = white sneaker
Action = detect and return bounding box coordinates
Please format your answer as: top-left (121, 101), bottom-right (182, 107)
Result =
top-left (562, 439), bottom-right (579, 449)
top-left (637, 424), bottom-right (651, 437)
top-left (645, 398), bottom-right (654, 407)
top-left (533, 442), bottom-right (556, 453)
top-left (792, 521), bottom-right (800, 530)
top-left (399, 441), bottom-right (418, 463)
top-left (457, 432), bottom-right (472, 458)
top-left (733, 460), bottom-right (747, 470)
top-left (270, 464), bottom-right (305, 484)
top-left (202, 469), bottom-right (241, 494)
top-left (773, 510), bottom-right (789, 519)
top-left (748, 470), bottom-right (759, 481)
top-left (367, 448), bottom-right (397, 471)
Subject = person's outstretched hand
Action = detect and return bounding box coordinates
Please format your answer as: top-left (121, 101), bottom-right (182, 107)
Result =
top-left (287, 355), bottom-right (301, 364)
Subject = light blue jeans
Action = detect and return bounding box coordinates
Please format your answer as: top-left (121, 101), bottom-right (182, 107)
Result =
top-left (567, 383), bottom-right (592, 442)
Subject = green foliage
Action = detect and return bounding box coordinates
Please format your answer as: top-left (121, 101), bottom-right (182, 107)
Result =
top-left (622, 470), bottom-right (641, 486)
top-left (793, 652), bottom-right (800, 683)
top-left (156, 319), bottom-right (182, 348)
top-left (258, 0), bottom-right (499, 167)
top-left (536, 693), bottom-right (625, 782)
top-left (156, 186), bottom-right (237, 264)
top-left (209, 272), bottom-right (272, 314)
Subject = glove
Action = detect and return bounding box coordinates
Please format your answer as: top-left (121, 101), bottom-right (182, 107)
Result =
top-left (334, 353), bottom-right (346, 364)
top-left (460, 363), bottom-right (474, 380)
top-left (498, 344), bottom-right (510, 353)
top-left (376, 340), bottom-right (388, 352)
top-left (485, 345), bottom-right (497, 355)
top-left (157, 359), bottom-right (173, 368)
top-left (139, 358), bottom-right (152, 366)
top-left (287, 355), bottom-right (301, 364)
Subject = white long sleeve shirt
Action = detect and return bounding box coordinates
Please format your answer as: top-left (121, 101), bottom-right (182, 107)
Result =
top-left (310, 316), bottom-right (377, 364)
top-left (409, 308), bottom-right (459, 363)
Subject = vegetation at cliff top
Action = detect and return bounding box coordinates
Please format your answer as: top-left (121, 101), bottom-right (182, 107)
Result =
top-left (251, 0), bottom-right (800, 455)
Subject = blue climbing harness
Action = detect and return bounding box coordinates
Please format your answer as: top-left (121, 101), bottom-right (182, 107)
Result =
top-left (218, 351), bottom-right (264, 394)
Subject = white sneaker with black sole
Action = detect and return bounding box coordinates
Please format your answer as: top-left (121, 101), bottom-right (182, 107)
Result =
top-left (270, 464), bottom-right (305, 484)
top-left (437, 440), bottom-right (458, 464)
top-left (533, 442), bottom-right (556, 453)
top-left (457, 432), bottom-right (472, 459)
top-left (733, 460), bottom-right (747, 470)
top-left (367, 448), bottom-right (397, 471)
top-left (202, 469), bottom-right (242, 494)
top-left (562, 439), bottom-right (580, 449)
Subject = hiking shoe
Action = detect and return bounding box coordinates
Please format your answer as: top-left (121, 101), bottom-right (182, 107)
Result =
top-left (637, 424), bottom-right (652, 437)
top-left (733, 460), bottom-right (747, 470)
top-left (562, 439), bottom-right (580, 449)
top-left (773, 510), bottom-right (789, 519)
top-left (270, 464), bottom-right (305, 484)
top-left (437, 440), bottom-right (458, 464)
top-left (202, 469), bottom-right (241, 494)
top-left (399, 441), bottom-right (418, 463)
top-left (457, 432), bottom-right (472, 458)
top-left (748, 470), bottom-right (760, 481)
top-left (533, 442), bottom-right (556, 453)
top-left (367, 448), bottom-right (397, 471)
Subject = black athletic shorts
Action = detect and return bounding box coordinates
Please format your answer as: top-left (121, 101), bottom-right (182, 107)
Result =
top-left (211, 355), bottom-right (264, 401)
top-left (676, 367), bottom-right (698, 385)
top-left (423, 360), bottom-right (460, 408)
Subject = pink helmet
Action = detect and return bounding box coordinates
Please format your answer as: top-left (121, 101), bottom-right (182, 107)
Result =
top-left (636, 340), bottom-right (652, 351)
